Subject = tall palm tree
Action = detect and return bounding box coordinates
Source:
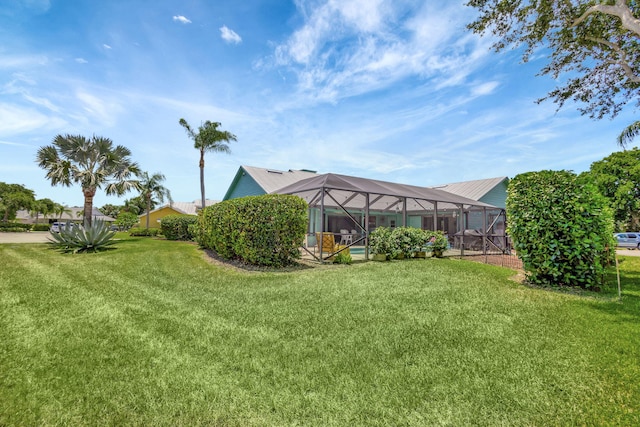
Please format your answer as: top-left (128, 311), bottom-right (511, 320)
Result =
top-left (138, 171), bottom-right (172, 229)
top-left (179, 119), bottom-right (236, 210)
top-left (36, 134), bottom-right (141, 226)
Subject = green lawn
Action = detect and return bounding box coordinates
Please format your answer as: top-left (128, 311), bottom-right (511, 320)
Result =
top-left (1, 236), bottom-right (639, 426)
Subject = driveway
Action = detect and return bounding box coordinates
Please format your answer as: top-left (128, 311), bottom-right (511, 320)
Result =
top-left (0, 232), bottom-right (51, 244)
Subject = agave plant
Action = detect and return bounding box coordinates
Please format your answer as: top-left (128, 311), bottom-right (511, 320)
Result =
top-left (48, 219), bottom-right (116, 253)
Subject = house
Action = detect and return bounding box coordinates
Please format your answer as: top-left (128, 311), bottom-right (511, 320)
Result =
top-left (137, 200), bottom-right (218, 228)
top-left (223, 166), bottom-right (318, 200)
top-left (220, 166), bottom-right (512, 259)
top-left (223, 166), bottom-right (508, 208)
top-left (15, 207), bottom-right (115, 224)
top-left (431, 177), bottom-right (509, 233)
top-left (430, 177), bottom-right (509, 209)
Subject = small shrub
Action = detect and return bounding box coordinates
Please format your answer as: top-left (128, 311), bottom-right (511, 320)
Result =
top-left (32, 224), bottom-right (51, 231)
top-left (129, 227), bottom-right (161, 237)
top-left (333, 251), bottom-right (353, 265)
top-left (424, 230), bottom-right (448, 257)
top-left (160, 215), bottom-right (198, 240)
top-left (369, 227), bottom-right (396, 258)
top-left (48, 220), bottom-right (116, 253)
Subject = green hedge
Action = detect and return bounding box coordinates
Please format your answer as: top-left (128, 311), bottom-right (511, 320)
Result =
top-left (128, 227), bottom-right (162, 237)
top-left (32, 224), bottom-right (51, 231)
top-left (197, 194), bottom-right (307, 267)
top-left (160, 215), bottom-right (198, 241)
top-left (0, 222), bottom-right (32, 232)
top-left (507, 170), bottom-right (615, 288)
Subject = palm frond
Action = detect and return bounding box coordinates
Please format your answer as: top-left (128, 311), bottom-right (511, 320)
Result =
top-left (617, 120), bottom-right (640, 148)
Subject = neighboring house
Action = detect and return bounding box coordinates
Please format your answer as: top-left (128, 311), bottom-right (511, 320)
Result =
top-left (137, 200), bottom-right (218, 228)
top-left (15, 207), bottom-right (115, 224)
top-left (223, 166), bottom-right (318, 200)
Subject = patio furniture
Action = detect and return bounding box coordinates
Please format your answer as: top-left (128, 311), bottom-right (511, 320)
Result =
top-left (339, 229), bottom-right (353, 245)
top-left (315, 232), bottom-right (337, 253)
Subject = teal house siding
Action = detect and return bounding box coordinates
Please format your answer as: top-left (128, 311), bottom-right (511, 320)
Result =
top-left (479, 181), bottom-right (508, 209)
top-left (223, 168), bottom-right (266, 200)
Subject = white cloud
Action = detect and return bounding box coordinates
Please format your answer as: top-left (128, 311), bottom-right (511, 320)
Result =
top-left (271, 0), bottom-right (492, 104)
top-left (0, 103), bottom-right (64, 136)
top-left (103, 44), bottom-right (112, 50)
top-left (75, 91), bottom-right (122, 126)
top-left (470, 80), bottom-right (500, 96)
top-left (173, 15), bottom-right (192, 24)
top-left (75, 58), bottom-right (88, 64)
top-left (220, 26), bottom-right (242, 44)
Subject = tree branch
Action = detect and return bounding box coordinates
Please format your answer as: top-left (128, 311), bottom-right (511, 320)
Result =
top-left (584, 36), bottom-right (640, 83)
top-left (573, 0), bottom-right (640, 37)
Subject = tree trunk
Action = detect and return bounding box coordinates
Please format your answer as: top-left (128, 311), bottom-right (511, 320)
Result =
top-left (146, 194), bottom-right (151, 230)
top-left (83, 187), bottom-right (96, 226)
top-left (199, 149), bottom-right (206, 211)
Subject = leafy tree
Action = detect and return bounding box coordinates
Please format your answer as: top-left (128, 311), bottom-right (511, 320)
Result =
top-left (582, 147), bottom-right (640, 230)
top-left (36, 134), bottom-right (141, 225)
top-left (507, 170), bottom-right (614, 288)
top-left (0, 182), bottom-right (35, 222)
top-left (138, 171), bottom-right (172, 229)
top-left (467, 1), bottom-right (640, 146)
top-left (100, 204), bottom-right (122, 219)
top-left (114, 211), bottom-right (139, 231)
top-left (122, 196), bottom-right (146, 215)
top-left (30, 198), bottom-right (55, 224)
top-left (179, 118), bottom-right (236, 210)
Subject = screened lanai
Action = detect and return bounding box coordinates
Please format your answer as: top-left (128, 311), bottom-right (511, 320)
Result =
top-left (274, 173), bottom-right (508, 262)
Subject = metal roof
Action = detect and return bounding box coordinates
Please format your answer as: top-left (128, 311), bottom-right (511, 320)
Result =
top-left (431, 177), bottom-right (508, 201)
top-left (274, 173), bottom-right (498, 211)
top-left (241, 166), bottom-right (318, 194)
top-left (140, 200), bottom-right (218, 217)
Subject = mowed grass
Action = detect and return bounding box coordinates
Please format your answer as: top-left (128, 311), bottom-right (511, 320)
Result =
top-left (1, 236), bottom-right (639, 426)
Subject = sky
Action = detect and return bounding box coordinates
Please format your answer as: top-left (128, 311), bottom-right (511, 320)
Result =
top-left (0, 0), bottom-right (636, 209)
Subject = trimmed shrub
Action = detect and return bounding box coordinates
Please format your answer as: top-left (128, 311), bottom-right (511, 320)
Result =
top-left (160, 215), bottom-right (198, 241)
top-left (507, 170), bottom-right (615, 288)
top-left (197, 194), bottom-right (307, 267)
top-left (32, 224), bottom-right (51, 231)
top-left (0, 222), bottom-right (32, 232)
top-left (129, 227), bottom-right (162, 237)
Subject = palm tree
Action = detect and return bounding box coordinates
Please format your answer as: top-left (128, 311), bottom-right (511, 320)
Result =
top-left (179, 119), bottom-right (236, 210)
top-left (617, 120), bottom-right (640, 148)
top-left (52, 203), bottom-right (72, 221)
top-left (138, 171), bottom-right (172, 229)
top-left (36, 134), bottom-right (141, 226)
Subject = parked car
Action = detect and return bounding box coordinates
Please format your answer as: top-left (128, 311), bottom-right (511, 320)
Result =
top-left (50, 221), bottom-right (78, 233)
top-left (614, 232), bottom-right (640, 249)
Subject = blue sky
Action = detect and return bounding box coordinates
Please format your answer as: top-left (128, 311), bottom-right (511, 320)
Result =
top-left (0, 0), bottom-right (635, 208)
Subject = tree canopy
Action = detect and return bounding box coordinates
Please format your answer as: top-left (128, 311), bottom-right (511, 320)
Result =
top-left (36, 134), bottom-right (141, 225)
top-left (582, 147), bottom-right (640, 230)
top-left (0, 182), bottom-right (35, 222)
top-left (467, 0), bottom-right (640, 146)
